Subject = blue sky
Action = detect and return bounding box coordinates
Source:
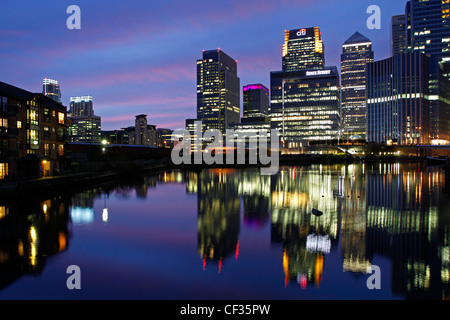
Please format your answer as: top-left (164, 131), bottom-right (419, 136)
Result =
top-left (0, 0), bottom-right (407, 130)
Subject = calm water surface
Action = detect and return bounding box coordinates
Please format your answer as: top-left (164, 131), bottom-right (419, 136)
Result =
top-left (0, 164), bottom-right (449, 300)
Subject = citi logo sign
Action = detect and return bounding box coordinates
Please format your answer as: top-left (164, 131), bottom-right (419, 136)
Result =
top-left (297, 29), bottom-right (307, 36)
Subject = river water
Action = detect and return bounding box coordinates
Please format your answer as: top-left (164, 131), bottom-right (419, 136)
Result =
top-left (0, 163), bottom-right (448, 300)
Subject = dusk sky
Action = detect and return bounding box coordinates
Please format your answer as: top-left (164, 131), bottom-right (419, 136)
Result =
top-left (1, 0), bottom-right (407, 131)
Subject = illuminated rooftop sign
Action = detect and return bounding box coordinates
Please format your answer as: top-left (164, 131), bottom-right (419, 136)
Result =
top-left (243, 84), bottom-right (269, 94)
top-left (306, 70), bottom-right (331, 76)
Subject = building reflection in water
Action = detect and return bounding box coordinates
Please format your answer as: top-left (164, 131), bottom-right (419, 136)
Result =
top-left (271, 166), bottom-right (340, 289)
top-left (365, 163), bottom-right (449, 300)
top-left (1, 163), bottom-right (448, 299)
top-left (0, 196), bottom-right (70, 290)
top-left (173, 163), bottom-right (448, 298)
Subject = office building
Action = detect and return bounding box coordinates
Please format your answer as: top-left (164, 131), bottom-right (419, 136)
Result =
top-left (43, 78), bottom-right (62, 104)
top-left (282, 27), bottom-right (325, 72)
top-left (1, 81), bottom-right (67, 179)
top-left (231, 84), bottom-right (271, 146)
top-left (405, 0), bottom-right (450, 141)
top-left (70, 96), bottom-right (94, 117)
top-left (68, 95), bottom-right (101, 144)
top-left (197, 49), bottom-right (240, 135)
top-left (366, 52), bottom-right (430, 145)
top-left (340, 32), bottom-right (374, 142)
top-left (392, 15), bottom-right (407, 55)
top-left (270, 67), bottom-right (341, 148)
top-left (69, 115), bottom-right (102, 144)
top-left (406, 0), bottom-right (450, 60)
top-left (243, 84), bottom-right (269, 118)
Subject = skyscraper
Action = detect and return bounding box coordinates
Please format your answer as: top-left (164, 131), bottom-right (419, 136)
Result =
top-left (282, 27), bottom-right (325, 72)
top-left (391, 15), bottom-right (407, 55)
top-left (405, 0), bottom-right (450, 142)
top-left (68, 95), bottom-right (101, 144)
top-left (70, 96), bottom-right (94, 117)
top-left (197, 49), bottom-right (240, 134)
top-left (366, 52), bottom-right (430, 146)
top-left (271, 27), bottom-right (340, 150)
top-left (243, 84), bottom-right (269, 118)
top-left (270, 67), bottom-right (341, 149)
top-left (340, 32), bottom-right (374, 142)
top-left (43, 78), bottom-right (62, 104)
top-left (407, 0), bottom-right (450, 60)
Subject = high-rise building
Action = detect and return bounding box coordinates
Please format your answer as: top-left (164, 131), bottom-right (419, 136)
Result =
top-left (271, 27), bottom-right (340, 150)
top-left (70, 96), bottom-right (94, 117)
top-left (197, 49), bottom-right (240, 135)
top-left (68, 95), bottom-right (101, 144)
top-left (69, 115), bottom-right (102, 144)
top-left (243, 84), bottom-right (269, 118)
top-left (407, 0), bottom-right (450, 60)
top-left (366, 52), bottom-right (430, 146)
top-left (282, 27), bottom-right (325, 72)
top-left (340, 32), bottom-right (374, 142)
top-left (43, 78), bottom-right (62, 104)
top-left (270, 67), bottom-right (341, 149)
top-left (404, 0), bottom-right (450, 141)
top-left (391, 15), bottom-right (407, 55)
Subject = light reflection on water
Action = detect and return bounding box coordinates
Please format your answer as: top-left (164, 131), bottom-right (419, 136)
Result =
top-left (0, 163), bottom-right (449, 300)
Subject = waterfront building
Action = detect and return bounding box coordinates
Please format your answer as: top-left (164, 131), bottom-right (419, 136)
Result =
top-left (340, 32), bottom-right (374, 142)
top-left (197, 49), bottom-right (240, 135)
top-left (43, 78), bottom-right (62, 104)
top-left (405, 0), bottom-right (450, 141)
top-left (270, 67), bottom-right (341, 149)
top-left (0, 81), bottom-right (67, 179)
top-left (366, 52), bottom-right (430, 145)
top-left (69, 115), bottom-right (102, 144)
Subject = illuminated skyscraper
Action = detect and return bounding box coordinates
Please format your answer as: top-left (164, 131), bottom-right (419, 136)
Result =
top-left (68, 95), bottom-right (101, 144)
top-left (43, 78), bottom-right (62, 104)
top-left (197, 49), bottom-right (240, 134)
top-left (243, 84), bottom-right (269, 118)
top-left (366, 52), bottom-right (430, 145)
top-left (406, 0), bottom-right (450, 60)
top-left (70, 96), bottom-right (94, 117)
top-left (340, 32), bottom-right (374, 142)
top-left (282, 27), bottom-right (324, 72)
top-left (271, 27), bottom-right (340, 149)
top-left (405, 0), bottom-right (450, 142)
top-left (270, 67), bottom-right (341, 149)
top-left (391, 15), bottom-right (407, 55)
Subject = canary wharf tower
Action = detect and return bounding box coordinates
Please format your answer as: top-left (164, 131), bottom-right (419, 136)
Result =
top-left (271, 27), bottom-right (341, 149)
top-left (197, 49), bottom-right (240, 134)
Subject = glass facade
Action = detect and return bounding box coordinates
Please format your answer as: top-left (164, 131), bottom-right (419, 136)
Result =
top-left (366, 52), bottom-right (430, 145)
top-left (340, 32), bottom-right (374, 142)
top-left (69, 115), bottom-right (102, 144)
top-left (405, 0), bottom-right (450, 141)
top-left (197, 49), bottom-right (240, 135)
top-left (243, 84), bottom-right (269, 118)
top-left (270, 67), bottom-right (341, 148)
top-left (392, 15), bottom-right (408, 55)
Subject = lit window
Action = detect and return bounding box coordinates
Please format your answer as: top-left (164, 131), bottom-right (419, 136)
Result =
top-left (58, 112), bottom-right (65, 125)
top-left (17, 121), bottom-right (22, 128)
top-left (0, 163), bottom-right (8, 179)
